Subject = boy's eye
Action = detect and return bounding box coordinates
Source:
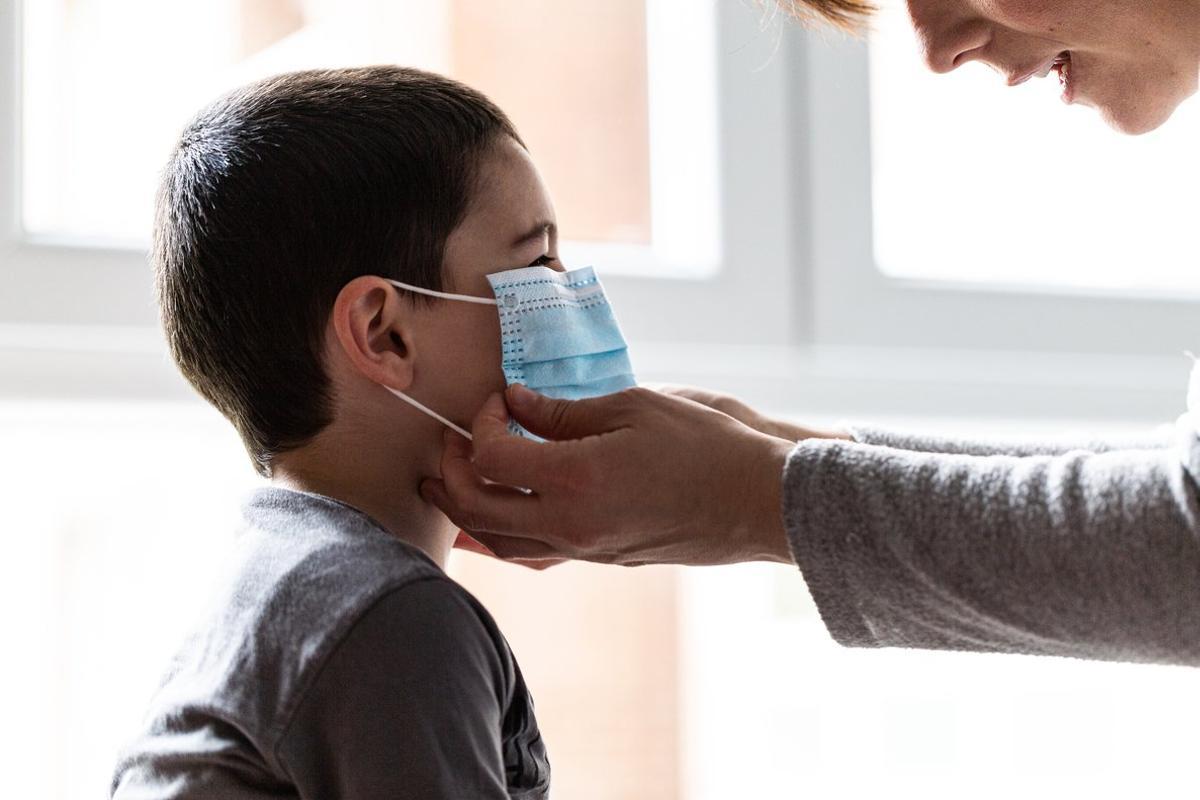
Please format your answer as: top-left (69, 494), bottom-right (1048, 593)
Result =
top-left (528, 254), bottom-right (557, 267)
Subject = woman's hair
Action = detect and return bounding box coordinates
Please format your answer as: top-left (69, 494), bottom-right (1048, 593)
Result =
top-left (777, 0), bottom-right (877, 30)
top-left (154, 66), bottom-right (522, 475)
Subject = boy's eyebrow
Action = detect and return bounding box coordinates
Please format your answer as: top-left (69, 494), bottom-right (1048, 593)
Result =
top-left (510, 221), bottom-right (556, 250)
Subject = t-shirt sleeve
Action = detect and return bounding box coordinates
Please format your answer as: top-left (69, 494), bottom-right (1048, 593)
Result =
top-left (783, 437), bottom-right (1200, 666)
top-left (275, 578), bottom-right (513, 800)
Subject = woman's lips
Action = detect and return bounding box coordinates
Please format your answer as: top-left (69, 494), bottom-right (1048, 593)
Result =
top-left (1053, 52), bottom-right (1075, 104)
top-left (1007, 51), bottom-right (1075, 102)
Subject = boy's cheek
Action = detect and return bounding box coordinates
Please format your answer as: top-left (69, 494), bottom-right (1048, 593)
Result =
top-left (437, 324), bottom-right (508, 419)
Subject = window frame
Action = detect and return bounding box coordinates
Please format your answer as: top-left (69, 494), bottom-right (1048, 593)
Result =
top-left (2, 2), bottom-right (1194, 425)
top-left (797, 31), bottom-right (1200, 357)
top-left (0, 0), bottom-right (802, 350)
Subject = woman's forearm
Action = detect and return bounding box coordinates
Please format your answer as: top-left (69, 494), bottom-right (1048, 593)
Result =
top-left (782, 435), bottom-right (1200, 666)
top-left (838, 422), bottom-right (1177, 457)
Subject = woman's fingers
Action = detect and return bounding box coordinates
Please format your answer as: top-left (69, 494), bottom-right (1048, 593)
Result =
top-left (427, 427), bottom-right (545, 534)
top-left (451, 531), bottom-right (494, 557)
top-left (464, 393), bottom-right (575, 491)
top-left (451, 530), bottom-right (566, 570)
top-left (432, 384), bottom-right (796, 567)
top-left (504, 384), bottom-right (632, 440)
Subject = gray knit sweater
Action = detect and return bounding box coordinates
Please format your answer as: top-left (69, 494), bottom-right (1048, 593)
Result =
top-left (782, 404), bottom-right (1200, 667)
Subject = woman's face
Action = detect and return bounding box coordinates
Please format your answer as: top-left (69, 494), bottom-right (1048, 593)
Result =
top-left (905, 0), bottom-right (1200, 133)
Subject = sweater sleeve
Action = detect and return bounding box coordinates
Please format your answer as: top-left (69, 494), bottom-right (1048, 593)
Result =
top-left (844, 422), bottom-right (1177, 457)
top-left (782, 432), bottom-right (1200, 666)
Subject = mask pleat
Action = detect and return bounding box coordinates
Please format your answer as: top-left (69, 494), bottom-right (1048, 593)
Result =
top-left (532, 374), bottom-right (639, 399)
top-left (514, 349), bottom-right (634, 387)
top-left (487, 264), bottom-right (638, 439)
top-left (502, 306), bottom-right (627, 361)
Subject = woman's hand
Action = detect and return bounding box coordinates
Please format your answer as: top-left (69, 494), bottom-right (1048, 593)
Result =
top-left (652, 384), bottom-right (853, 444)
top-left (421, 385), bottom-right (798, 567)
top-left (452, 530), bottom-right (566, 570)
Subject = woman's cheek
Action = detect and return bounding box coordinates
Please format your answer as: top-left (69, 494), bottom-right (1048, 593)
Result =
top-left (985, 0), bottom-right (1083, 31)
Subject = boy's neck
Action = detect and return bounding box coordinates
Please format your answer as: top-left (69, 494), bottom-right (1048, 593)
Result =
top-left (270, 428), bottom-right (457, 569)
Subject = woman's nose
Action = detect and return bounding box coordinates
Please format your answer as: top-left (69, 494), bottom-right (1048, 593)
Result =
top-left (906, 0), bottom-right (991, 74)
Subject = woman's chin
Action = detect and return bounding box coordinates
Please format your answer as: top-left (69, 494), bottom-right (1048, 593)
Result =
top-left (1096, 96), bottom-right (1178, 135)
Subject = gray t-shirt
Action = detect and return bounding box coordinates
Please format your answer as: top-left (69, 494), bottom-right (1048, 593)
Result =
top-left (111, 487), bottom-right (550, 799)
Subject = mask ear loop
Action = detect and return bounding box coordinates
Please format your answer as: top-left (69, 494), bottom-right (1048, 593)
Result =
top-left (380, 279), bottom-right (498, 440)
top-left (386, 279), bottom-right (499, 306)
top-left (382, 385), bottom-right (473, 441)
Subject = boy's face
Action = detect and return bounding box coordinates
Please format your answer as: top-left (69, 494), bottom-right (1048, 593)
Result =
top-left (407, 136), bottom-right (562, 437)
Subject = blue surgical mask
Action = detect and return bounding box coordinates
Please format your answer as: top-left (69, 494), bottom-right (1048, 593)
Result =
top-left (384, 265), bottom-right (636, 439)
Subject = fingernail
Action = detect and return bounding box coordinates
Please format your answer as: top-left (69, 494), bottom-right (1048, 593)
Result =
top-left (508, 383), bottom-right (535, 407)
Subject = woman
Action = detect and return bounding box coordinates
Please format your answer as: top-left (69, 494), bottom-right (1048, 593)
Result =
top-left (420, 0), bottom-right (1200, 667)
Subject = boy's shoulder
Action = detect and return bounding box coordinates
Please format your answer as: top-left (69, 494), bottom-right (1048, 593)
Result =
top-left (223, 486), bottom-right (458, 653)
top-left (122, 488), bottom-right (486, 759)
top-left (235, 485), bottom-right (451, 607)
top-left (112, 486), bottom-right (552, 798)
top-left (198, 486), bottom-right (483, 710)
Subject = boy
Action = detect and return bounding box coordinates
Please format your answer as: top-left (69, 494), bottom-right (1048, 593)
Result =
top-left (111, 66), bottom-right (554, 798)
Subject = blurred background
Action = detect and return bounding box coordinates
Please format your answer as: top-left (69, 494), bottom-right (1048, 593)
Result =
top-left (3, 0), bottom-right (1200, 798)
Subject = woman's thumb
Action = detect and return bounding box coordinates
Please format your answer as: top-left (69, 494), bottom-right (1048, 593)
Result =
top-left (505, 384), bottom-right (627, 440)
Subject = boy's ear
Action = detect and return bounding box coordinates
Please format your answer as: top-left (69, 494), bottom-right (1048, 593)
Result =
top-left (330, 276), bottom-right (416, 391)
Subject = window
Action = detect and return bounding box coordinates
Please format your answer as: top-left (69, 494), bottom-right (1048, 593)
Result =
top-left (8, 3), bottom-right (1199, 799)
top-left (0, 403), bottom-right (261, 800)
top-left (0, 401), bottom-right (685, 799)
top-left (8, 0), bottom-right (790, 345)
top-left (800, 20), bottom-right (1200, 356)
top-left (683, 561), bottom-right (1200, 799)
top-left (868, 3), bottom-right (1200, 293)
top-left (2, 3), bottom-right (794, 797)
top-left (21, 0), bottom-right (718, 276)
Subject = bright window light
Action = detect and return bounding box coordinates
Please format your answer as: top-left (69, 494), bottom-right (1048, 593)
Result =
top-left (869, 4), bottom-right (1200, 293)
top-left (1, 401), bottom-right (685, 799)
top-left (20, 0), bottom-right (720, 275)
top-left (681, 562), bottom-right (1200, 800)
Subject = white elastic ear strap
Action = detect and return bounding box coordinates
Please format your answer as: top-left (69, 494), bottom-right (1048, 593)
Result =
top-left (387, 279), bottom-right (498, 306)
top-left (383, 386), bottom-right (474, 441)
top-left (381, 279), bottom-right (493, 439)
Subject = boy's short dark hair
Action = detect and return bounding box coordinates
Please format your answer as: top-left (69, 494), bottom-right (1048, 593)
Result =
top-left (155, 66), bottom-right (522, 475)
